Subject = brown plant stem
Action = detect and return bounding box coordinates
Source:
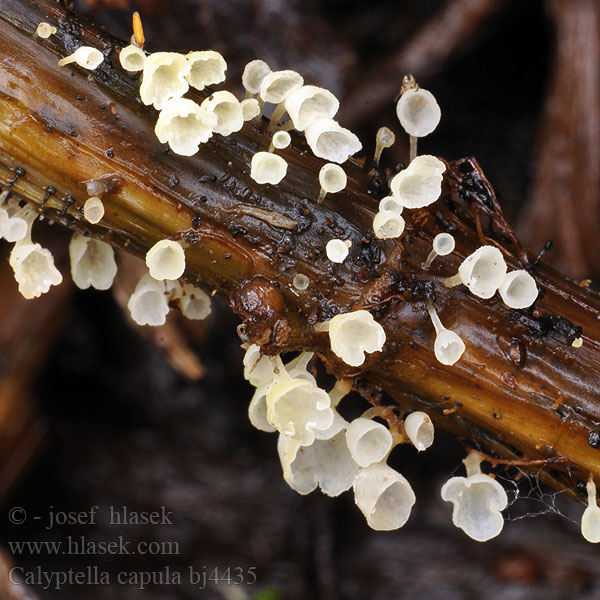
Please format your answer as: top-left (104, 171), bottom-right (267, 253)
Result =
top-left (1, 0), bottom-right (600, 501)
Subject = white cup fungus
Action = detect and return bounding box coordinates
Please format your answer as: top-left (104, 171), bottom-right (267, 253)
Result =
top-left (581, 478), bottom-right (600, 543)
top-left (200, 91), bottom-right (244, 136)
top-left (58, 46), bottom-right (104, 70)
top-left (36, 22), bottom-right (56, 38)
top-left (424, 232), bottom-right (455, 268)
top-left (250, 152), bottom-right (288, 185)
top-left (389, 154), bottom-right (446, 209)
top-left (269, 130), bottom-right (291, 152)
top-left (396, 88), bottom-right (441, 138)
top-left (242, 59), bottom-right (271, 96)
top-left (259, 70), bottom-right (304, 105)
top-left (426, 301), bottom-right (465, 366)
top-left (119, 44), bottom-right (146, 72)
top-left (403, 411), bottom-right (434, 451)
top-left (378, 196), bottom-right (403, 215)
top-left (69, 232), bottom-right (117, 290)
top-left (374, 126), bottom-right (395, 166)
top-left (318, 163), bottom-right (347, 203)
top-left (241, 98), bottom-right (261, 121)
top-left (346, 418), bottom-right (393, 468)
top-left (179, 282), bottom-right (212, 320)
top-left (283, 85), bottom-right (339, 132)
top-left (185, 50), bottom-right (227, 91)
top-left (305, 117), bottom-right (362, 164)
top-left (83, 196), bottom-right (105, 224)
top-left (498, 269), bottom-right (538, 309)
top-left (127, 271), bottom-right (171, 326)
top-left (145, 239), bottom-right (186, 281)
top-left (372, 210), bottom-right (405, 239)
top-left (140, 52), bottom-right (190, 110)
top-left (326, 239), bottom-right (351, 263)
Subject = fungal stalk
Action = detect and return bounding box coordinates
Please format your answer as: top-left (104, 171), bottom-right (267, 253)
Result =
top-left (58, 46), bottom-right (104, 70)
top-left (424, 232), bottom-right (455, 268)
top-left (426, 301), bottom-right (465, 366)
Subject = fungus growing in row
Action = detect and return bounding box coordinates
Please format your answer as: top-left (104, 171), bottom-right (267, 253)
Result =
top-left (69, 232), bottom-right (117, 290)
top-left (250, 152), bottom-right (288, 185)
top-left (498, 269), bottom-right (538, 309)
top-left (139, 52), bottom-right (190, 110)
top-left (179, 283), bottom-right (212, 320)
top-left (372, 210), bottom-right (405, 239)
top-left (305, 118), bottom-right (362, 164)
top-left (317, 163), bottom-right (347, 203)
top-left (127, 271), bottom-right (172, 326)
top-left (581, 478), bottom-right (600, 543)
top-left (396, 87), bottom-right (441, 161)
top-left (145, 239), bottom-right (186, 280)
top-left (426, 301), bottom-right (465, 366)
top-left (201, 91), bottom-right (244, 136)
top-left (403, 411), bottom-right (435, 451)
top-left (185, 50), bottom-right (227, 91)
top-left (389, 154), bottom-right (446, 209)
top-left (240, 98), bottom-right (261, 121)
top-left (373, 126), bottom-right (395, 167)
top-left (119, 44), bottom-right (146, 72)
top-left (378, 196), bottom-right (403, 214)
top-left (36, 22), bottom-right (56, 38)
top-left (259, 70), bottom-right (304, 106)
top-left (269, 130), bottom-right (291, 152)
top-left (346, 418), bottom-right (393, 468)
top-left (58, 46), bottom-right (104, 70)
top-left (280, 85), bottom-right (339, 132)
top-left (242, 59), bottom-right (271, 98)
top-left (444, 245), bottom-right (507, 299)
top-left (155, 98), bottom-right (217, 156)
top-left (292, 273), bottom-right (310, 291)
top-left (315, 309), bottom-right (386, 367)
top-left (325, 239), bottom-right (351, 263)
top-left (83, 196), bottom-right (105, 224)
top-left (441, 452), bottom-right (508, 542)
top-left (353, 463), bottom-right (416, 531)
top-left (424, 232), bottom-right (455, 268)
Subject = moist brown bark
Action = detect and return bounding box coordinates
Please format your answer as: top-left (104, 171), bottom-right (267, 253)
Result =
top-left (1, 0), bottom-right (600, 501)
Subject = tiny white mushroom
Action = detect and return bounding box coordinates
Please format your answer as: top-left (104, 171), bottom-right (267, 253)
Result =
top-left (185, 50), bottom-right (227, 91)
top-left (243, 343), bottom-right (277, 388)
top-left (318, 163), bottom-right (347, 203)
top-left (305, 117), bottom-right (362, 164)
top-left (292, 273), bottom-right (310, 291)
top-left (353, 462), bottom-right (416, 531)
top-left (69, 232), bottom-right (117, 291)
top-left (240, 98), bottom-right (261, 121)
top-left (378, 196), bottom-right (404, 214)
top-left (119, 44), bottom-right (146, 72)
top-left (36, 22), bottom-right (56, 38)
top-left (58, 46), bottom-right (104, 70)
top-left (269, 130), bottom-right (291, 152)
top-left (426, 301), bottom-right (465, 366)
top-left (389, 155), bottom-right (446, 209)
top-left (139, 52), bottom-right (190, 110)
top-left (282, 85), bottom-right (339, 132)
top-left (242, 59), bottom-right (271, 97)
top-left (179, 283), bottom-right (211, 320)
top-left (441, 452), bottom-right (508, 542)
top-left (200, 91), bottom-right (244, 136)
top-left (346, 418), bottom-right (393, 467)
top-left (444, 245), bottom-right (507, 299)
top-left (498, 269), bottom-right (538, 309)
top-left (83, 196), bottom-right (105, 224)
top-left (248, 386), bottom-right (276, 432)
top-left (424, 232), bottom-right (455, 268)
top-left (373, 126), bottom-right (395, 166)
top-left (145, 239), bottom-right (186, 280)
top-left (9, 241), bottom-right (63, 299)
top-left (326, 239), bottom-right (351, 263)
top-left (250, 152), bottom-right (288, 185)
top-left (155, 98), bottom-right (217, 156)
top-left (259, 70), bottom-right (304, 105)
top-left (372, 210), bottom-right (405, 239)
top-left (572, 337), bottom-right (583, 348)
top-left (127, 271), bottom-right (171, 326)
top-left (581, 478), bottom-right (600, 543)
top-left (403, 411), bottom-right (434, 451)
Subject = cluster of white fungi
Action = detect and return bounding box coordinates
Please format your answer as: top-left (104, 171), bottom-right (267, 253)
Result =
top-left (2, 20), bottom-right (586, 543)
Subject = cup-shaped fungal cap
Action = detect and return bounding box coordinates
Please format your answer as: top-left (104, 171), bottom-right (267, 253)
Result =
top-left (346, 418), bottom-right (393, 467)
top-left (404, 411), bottom-right (434, 451)
top-left (145, 239), bottom-right (186, 281)
top-left (573, 337), bottom-right (583, 348)
top-left (119, 44), bottom-right (146, 72)
top-left (434, 329), bottom-right (466, 366)
top-left (353, 463), bottom-right (416, 531)
top-left (266, 378), bottom-right (334, 446)
top-left (259, 70), bottom-right (304, 104)
top-left (185, 50), bottom-right (227, 91)
top-left (243, 343), bottom-right (277, 388)
top-left (58, 46), bottom-right (104, 70)
top-left (582, 480), bottom-right (600, 543)
top-left (248, 387), bottom-right (276, 432)
top-left (2, 216), bottom-right (29, 243)
top-left (326, 239), bottom-right (350, 263)
top-left (441, 470), bottom-right (508, 542)
top-left (376, 126), bottom-right (395, 149)
top-left (457, 246), bottom-right (507, 299)
top-left (378, 196), bottom-right (403, 215)
top-left (278, 421), bottom-right (359, 497)
top-left (179, 283), bottom-right (211, 320)
top-left (372, 210), bottom-right (405, 239)
top-left (305, 118), bottom-right (362, 164)
top-left (140, 52), bottom-right (190, 110)
top-left (250, 152), bottom-right (288, 185)
top-left (319, 163), bottom-right (347, 194)
top-left (272, 130), bottom-right (291, 150)
top-left (242, 59), bottom-right (271, 95)
top-left (396, 88), bottom-right (441, 137)
top-left (328, 309), bottom-right (386, 367)
top-left (36, 22), bottom-right (56, 38)
top-left (9, 241), bottom-right (63, 299)
top-left (155, 98), bottom-right (217, 156)
top-left (127, 272), bottom-right (171, 326)
top-left (389, 155), bottom-right (446, 209)
top-left (83, 197), bottom-right (105, 224)
top-left (498, 269), bottom-right (538, 309)
top-left (241, 98), bottom-right (261, 121)
top-left (284, 85), bottom-right (339, 131)
top-left (433, 232), bottom-right (455, 256)
top-left (285, 351), bottom-right (317, 385)
top-left (200, 91), bottom-right (244, 136)
top-left (292, 273), bottom-right (310, 291)
top-left (69, 233), bottom-right (117, 291)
